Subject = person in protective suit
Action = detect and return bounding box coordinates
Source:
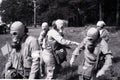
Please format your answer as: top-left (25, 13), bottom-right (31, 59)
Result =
top-left (38, 22), bottom-right (49, 49)
top-left (41, 19), bottom-right (79, 79)
top-left (4, 21), bottom-right (40, 79)
top-left (96, 21), bottom-right (109, 42)
top-left (38, 22), bottom-right (50, 77)
top-left (70, 27), bottom-right (113, 80)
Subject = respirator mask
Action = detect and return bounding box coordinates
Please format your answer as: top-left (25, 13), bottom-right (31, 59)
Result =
top-left (87, 42), bottom-right (95, 53)
top-left (11, 32), bottom-right (21, 51)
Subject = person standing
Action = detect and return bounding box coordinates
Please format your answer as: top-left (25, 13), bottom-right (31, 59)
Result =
top-left (5, 21), bottom-right (40, 79)
top-left (38, 22), bottom-right (49, 49)
top-left (70, 27), bottom-right (113, 80)
top-left (96, 21), bottom-right (109, 42)
top-left (41, 19), bottom-right (79, 79)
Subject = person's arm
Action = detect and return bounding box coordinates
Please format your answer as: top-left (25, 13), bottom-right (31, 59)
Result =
top-left (50, 30), bottom-right (79, 46)
top-left (96, 40), bottom-right (113, 77)
top-left (96, 54), bottom-right (112, 78)
top-left (70, 40), bottom-right (85, 66)
top-left (101, 40), bottom-right (112, 71)
top-left (29, 50), bottom-right (40, 79)
top-left (101, 54), bottom-right (112, 71)
top-left (29, 38), bottom-right (40, 79)
top-left (5, 51), bottom-right (13, 76)
top-left (5, 57), bottom-right (12, 71)
top-left (38, 31), bottom-right (45, 45)
top-left (100, 29), bottom-right (110, 42)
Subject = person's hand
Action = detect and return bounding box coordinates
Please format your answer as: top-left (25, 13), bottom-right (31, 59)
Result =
top-left (75, 42), bottom-right (80, 46)
top-left (96, 70), bottom-right (105, 78)
top-left (70, 56), bottom-right (75, 66)
top-left (72, 42), bottom-right (80, 46)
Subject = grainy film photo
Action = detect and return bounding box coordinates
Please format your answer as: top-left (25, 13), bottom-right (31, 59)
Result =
top-left (0, 0), bottom-right (120, 80)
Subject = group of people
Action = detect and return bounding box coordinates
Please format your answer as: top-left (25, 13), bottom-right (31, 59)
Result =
top-left (3, 19), bottom-right (113, 80)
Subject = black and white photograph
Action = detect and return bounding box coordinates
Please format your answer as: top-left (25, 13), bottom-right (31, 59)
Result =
top-left (0, 0), bottom-right (119, 80)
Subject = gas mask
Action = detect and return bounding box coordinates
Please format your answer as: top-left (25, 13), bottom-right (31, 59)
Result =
top-left (11, 32), bottom-right (21, 51)
top-left (55, 19), bottom-right (65, 35)
top-left (11, 40), bottom-right (21, 51)
top-left (86, 27), bottom-right (100, 53)
top-left (57, 25), bottom-right (64, 37)
top-left (87, 42), bottom-right (95, 53)
top-left (41, 22), bottom-right (49, 31)
top-left (10, 21), bottom-right (25, 51)
top-left (86, 37), bottom-right (96, 53)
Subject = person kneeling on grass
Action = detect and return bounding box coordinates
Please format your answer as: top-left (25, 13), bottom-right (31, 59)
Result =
top-left (70, 27), bottom-right (113, 80)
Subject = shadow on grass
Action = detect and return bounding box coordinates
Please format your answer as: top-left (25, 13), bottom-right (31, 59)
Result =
top-left (56, 63), bottom-right (79, 80)
top-left (57, 61), bottom-right (119, 80)
top-left (112, 56), bottom-right (120, 63)
top-left (107, 27), bottom-right (120, 33)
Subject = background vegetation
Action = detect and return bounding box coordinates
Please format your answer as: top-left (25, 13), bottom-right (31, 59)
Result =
top-left (0, 0), bottom-right (120, 26)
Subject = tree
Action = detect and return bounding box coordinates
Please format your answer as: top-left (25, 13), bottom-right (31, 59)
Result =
top-left (0, 0), bottom-right (119, 26)
top-left (1, 0), bottom-right (33, 25)
top-left (37, 0), bottom-right (86, 26)
top-left (116, 0), bottom-right (119, 26)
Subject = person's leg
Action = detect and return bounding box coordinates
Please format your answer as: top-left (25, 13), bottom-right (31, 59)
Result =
top-left (83, 76), bottom-right (91, 80)
top-left (79, 74), bottom-right (92, 80)
top-left (90, 72), bottom-right (97, 80)
top-left (1, 70), bottom-right (5, 78)
top-left (41, 49), bottom-right (56, 79)
top-left (46, 66), bottom-right (55, 79)
top-left (79, 75), bottom-right (84, 80)
top-left (40, 55), bottom-right (46, 77)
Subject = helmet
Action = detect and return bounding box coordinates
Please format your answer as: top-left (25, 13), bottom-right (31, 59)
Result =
top-left (96, 21), bottom-right (106, 27)
top-left (86, 27), bottom-right (100, 41)
top-left (41, 22), bottom-right (49, 30)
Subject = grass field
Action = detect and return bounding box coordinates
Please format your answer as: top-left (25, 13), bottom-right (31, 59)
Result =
top-left (0, 26), bottom-right (120, 80)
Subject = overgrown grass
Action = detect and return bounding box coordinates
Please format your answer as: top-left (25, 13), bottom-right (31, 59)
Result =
top-left (0, 27), bottom-right (120, 80)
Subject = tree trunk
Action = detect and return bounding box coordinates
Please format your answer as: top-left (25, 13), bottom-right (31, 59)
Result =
top-left (116, 0), bottom-right (119, 26)
top-left (33, 0), bottom-right (37, 28)
top-left (99, 2), bottom-right (102, 20)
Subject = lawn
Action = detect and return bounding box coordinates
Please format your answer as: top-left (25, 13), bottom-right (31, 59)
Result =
top-left (0, 26), bottom-right (120, 80)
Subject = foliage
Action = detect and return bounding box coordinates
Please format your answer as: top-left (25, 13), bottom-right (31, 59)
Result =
top-left (1, 0), bottom-right (33, 25)
top-left (0, 0), bottom-right (120, 26)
